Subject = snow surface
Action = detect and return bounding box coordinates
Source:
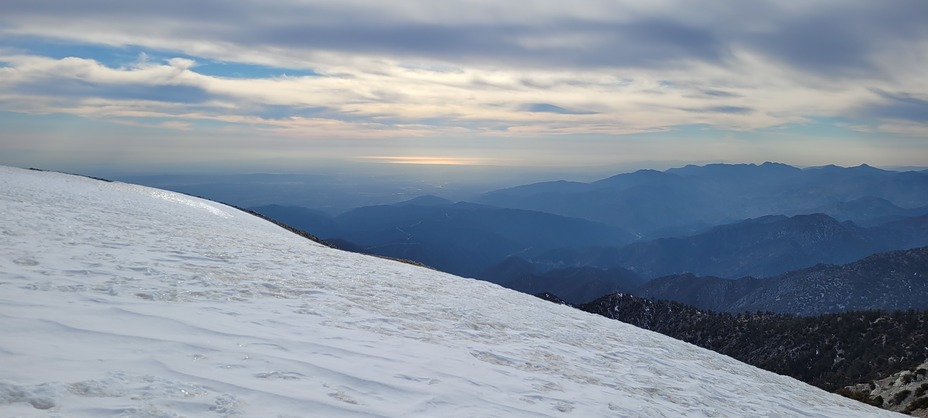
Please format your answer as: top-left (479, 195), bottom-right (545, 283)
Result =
top-left (0, 166), bottom-right (900, 417)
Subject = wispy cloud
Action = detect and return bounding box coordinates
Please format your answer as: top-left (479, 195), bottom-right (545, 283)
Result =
top-left (522, 103), bottom-right (597, 115)
top-left (704, 106), bottom-right (754, 114)
top-left (860, 89), bottom-right (928, 123)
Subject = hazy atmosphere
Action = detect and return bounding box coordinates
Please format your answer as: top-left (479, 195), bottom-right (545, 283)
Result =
top-left (4, 3), bottom-right (928, 416)
top-left (1, 0), bottom-right (926, 176)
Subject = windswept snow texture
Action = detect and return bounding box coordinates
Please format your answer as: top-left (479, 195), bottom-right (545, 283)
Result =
top-left (0, 166), bottom-right (900, 417)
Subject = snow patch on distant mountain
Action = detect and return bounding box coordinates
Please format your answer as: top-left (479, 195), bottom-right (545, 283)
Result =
top-left (0, 166), bottom-right (899, 417)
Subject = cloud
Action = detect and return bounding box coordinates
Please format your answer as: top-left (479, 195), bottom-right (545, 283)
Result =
top-left (699, 89), bottom-right (741, 98)
top-left (522, 103), bottom-right (597, 115)
top-left (0, 0), bottom-right (925, 170)
top-left (109, 119), bottom-right (194, 131)
top-left (0, 47), bottom-right (907, 139)
top-left (3, 0), bottom-right (921, 75)
top-left (742, 2), bottom-right (927, 77)
top-left (704, 106), bottom-right (753, 114)
top-left (12, 79), bottom-right (211, 104)
top-left (858, 89), bottom-right (928, 123)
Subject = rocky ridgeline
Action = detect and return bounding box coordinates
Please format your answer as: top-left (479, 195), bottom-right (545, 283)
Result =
top-left (841, 360), bottom-right (928, 416)
top-left (575, 293), bottom-right (928, 391)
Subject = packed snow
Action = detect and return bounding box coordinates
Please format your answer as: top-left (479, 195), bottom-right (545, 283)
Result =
top-left (0, 166), bottom-right (900, 417)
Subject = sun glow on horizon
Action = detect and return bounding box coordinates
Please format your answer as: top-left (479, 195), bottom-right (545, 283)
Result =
top-left (357, 156), bottom-right (491, 166)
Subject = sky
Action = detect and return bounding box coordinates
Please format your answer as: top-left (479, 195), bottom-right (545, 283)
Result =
top-left (0, 0), bottom-right (926, 175)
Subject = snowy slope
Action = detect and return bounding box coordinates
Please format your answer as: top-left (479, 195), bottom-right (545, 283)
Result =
top-left (0, 166), bottom-right (899, 417)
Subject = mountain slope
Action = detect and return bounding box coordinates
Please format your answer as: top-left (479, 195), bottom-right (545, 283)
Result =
top-left (323, 200), bottom-right (635, 277)
top-left (632, 273), bottom-right (764, 311)
top-left (247, 203), bottom-right (340, 238)
top-left (873, 214), bottom-right (928, 250)
top-left (0, 165), bottom-right (898, 417)
top-left (790, 197), bottom-right (928, 227)
top-left (728, 247), bottom-right (928, 315)
top-left (522, 212), bottom-right (928, 282)
top-left (489, 263), bottom-right (645, 305)
top-left (577, 293), bottom-right (928, 393)
top-left (635, 247), bottom-right (928, 315)
top-left (612, 213), bottom-right (880, 279)
top-left (843, 360), bottom-right (928, 415)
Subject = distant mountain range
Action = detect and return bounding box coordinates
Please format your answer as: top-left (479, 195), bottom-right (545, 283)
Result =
top-left (249, 162), bottom-right (928, 314)
top-left (256, 203), bottom-right (928, 288)
top-left (477, 162), bottom-right (928, 238)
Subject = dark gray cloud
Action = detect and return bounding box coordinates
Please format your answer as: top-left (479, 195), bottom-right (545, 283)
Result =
top-left (217, 18), bottom-right (726, 70)
top-left (523, 103), bottom-right (596, 115)
top-left (706, 106), bottom-right (753, 114)
top-left (251, 105), bottom-right (330, 120)
top-left (745, 16), bottom-right (873, 75)
top-left (859, 90), bottom-right (928, 123)
top-left (0, 0), bottom-right (258, 21)
top-left (1, 2), bottom-right (727, 69)
top-left (741, 1), bottom-right (927, 77)
top-left (700, 89), bottom-right (741, 98)
top-left (680, 105), bottom-right (754, 115)
top-left (2, 0), bottom-right (924, 78)
top-left (12, 79), bottom-right (211, 103)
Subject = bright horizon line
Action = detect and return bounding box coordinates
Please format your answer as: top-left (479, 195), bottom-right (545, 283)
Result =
top-left (8, 160), bottom-right (926, 179)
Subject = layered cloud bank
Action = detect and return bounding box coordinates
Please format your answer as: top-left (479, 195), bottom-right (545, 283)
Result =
top-left (1, 0), bottom-right (926, 170)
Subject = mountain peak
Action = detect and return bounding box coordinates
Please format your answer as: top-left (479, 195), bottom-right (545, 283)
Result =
top-left (665, 162), bottom-right (802, 177)
top-left (806, 163), bottom-right (889, 175)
